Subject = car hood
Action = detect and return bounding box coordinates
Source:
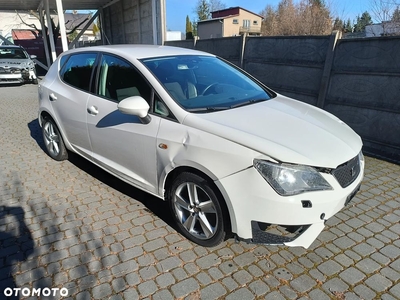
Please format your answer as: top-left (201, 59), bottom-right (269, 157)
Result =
top-left (183, 95), bottom-right (362, 168)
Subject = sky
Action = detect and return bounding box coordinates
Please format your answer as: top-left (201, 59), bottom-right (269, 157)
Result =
top-left (165, 0), bottom-right (374, 33)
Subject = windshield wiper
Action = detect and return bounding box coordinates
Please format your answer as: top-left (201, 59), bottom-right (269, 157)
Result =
top-left (230, 99), bottom-right (267, 108)
top-left (187, 106), bottom-right (231, 112)
top-left (187, 99), bottom-right (267, 112)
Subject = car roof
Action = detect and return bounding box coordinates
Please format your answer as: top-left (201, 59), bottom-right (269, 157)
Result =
top-left (60, 44), bottom-right (215, 60)
top-left (0, 45), bottom-right (23, 48)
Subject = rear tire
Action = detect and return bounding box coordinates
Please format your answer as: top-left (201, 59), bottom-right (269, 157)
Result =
top-left (42, 118), bottom-right (68, 161)
top-left (168, 172), bottom-right (226, 247)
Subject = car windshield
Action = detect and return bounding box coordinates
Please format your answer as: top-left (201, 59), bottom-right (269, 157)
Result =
top-left (0, 48), bottom-right (28, 59)
top-left (141, 55), bottom-right (274, 112)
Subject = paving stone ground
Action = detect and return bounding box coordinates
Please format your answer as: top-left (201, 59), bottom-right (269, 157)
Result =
top-left (0, 84), bottom-right (399, 299)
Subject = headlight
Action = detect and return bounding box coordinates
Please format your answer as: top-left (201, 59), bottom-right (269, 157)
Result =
top-left (254, 159), bottom-right (332, 196)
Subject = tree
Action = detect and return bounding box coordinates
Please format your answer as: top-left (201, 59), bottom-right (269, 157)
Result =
top-left (353, 11), bottom-right (373, 32)
top-left (186, 15), bottom-right (193, 39)
top-left (260, 0), bottom-right (332, 36)
top-left (392, 6), bottom-right (400, 21)
top-left (191, 18), bottom-right (198, 36)
top-left (260, 5), bottom-right (278, 35)
top-left (344, 18), bottom-right (353, 32)
top-left (333, 17), bottom-right (344, 31)
top-left (16, 10), bottom-right (90, 62)
top-left (370, 0), bottom-right (395, 24)
top-left (195, 0), bottom-right (210, 21)
top-left (299, 0), bottom-right (332, 35)
top-left (209, 0), bottom-right (226, 12)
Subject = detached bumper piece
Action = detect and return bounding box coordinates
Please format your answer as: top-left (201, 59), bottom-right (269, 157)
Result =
top-left (250, 221), bottom-right (310, 245)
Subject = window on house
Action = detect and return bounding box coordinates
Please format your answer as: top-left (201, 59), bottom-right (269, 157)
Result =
top-left (253, 20), bottom-right (258, 25)
top-left (233, 19), bottom-right (239, 24)
top-left (243, 20), bottom-right (250, 28)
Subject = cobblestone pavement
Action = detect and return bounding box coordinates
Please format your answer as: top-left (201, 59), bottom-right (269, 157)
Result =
top-left (0, 84), bottom-right (399, 300)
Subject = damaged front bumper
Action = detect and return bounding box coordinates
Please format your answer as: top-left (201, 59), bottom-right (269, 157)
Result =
top-left (217, 161), bottom-right (364, 249)
top-left (0, 67), bottom-right (36, 84)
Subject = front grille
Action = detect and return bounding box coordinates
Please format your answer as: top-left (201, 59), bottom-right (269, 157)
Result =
top-left (332, 155), bottom-right (360, 188)
top-left (0, 67), bottom-right (21, 74)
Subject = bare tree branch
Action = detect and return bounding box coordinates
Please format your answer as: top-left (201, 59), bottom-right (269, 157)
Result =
top-left (15, 10), bottom-right (40, 31)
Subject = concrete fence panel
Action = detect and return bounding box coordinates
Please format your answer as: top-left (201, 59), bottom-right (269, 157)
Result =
top-left (325, 36), bottom-right (400, 163)
top-left (195, 36), bottom-right (242, 66)
top-left (164, 40), bottom-right (195, 49)
top-left (243, 36), bottom-right (331, 106)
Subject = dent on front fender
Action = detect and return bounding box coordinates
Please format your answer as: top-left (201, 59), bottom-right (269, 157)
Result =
top-left (155, 119), bottom-right (261, 196)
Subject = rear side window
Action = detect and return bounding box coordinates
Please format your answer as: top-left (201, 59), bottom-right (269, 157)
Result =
top-left (60, 53), bottom-right (97, 92)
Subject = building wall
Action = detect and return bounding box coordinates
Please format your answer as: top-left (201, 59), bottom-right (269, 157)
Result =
top-left (197, 9), bottom-right (262, 39)
top-left (222, 9), bottom-right (262, 37)
top-left (165, 35), bottom-right (400, 164)
top-left (103, 0), bottom-right (165, 45)
top-left (197, 20), bottom-right (223, 39)
top-left (0, 12), bottom-right (43, 41)
top-left (366, 23), bottom-right (400, 37)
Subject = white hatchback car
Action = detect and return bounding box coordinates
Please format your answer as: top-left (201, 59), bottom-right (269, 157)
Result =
top-left (38, 45), bottom-right (364, 248)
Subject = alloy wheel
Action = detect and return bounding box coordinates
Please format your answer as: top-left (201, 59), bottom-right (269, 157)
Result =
top-left (173, 182), bottom-right (218, 240)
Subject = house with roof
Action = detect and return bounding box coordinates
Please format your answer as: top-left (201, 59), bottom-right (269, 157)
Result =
top-left (197, 7), bottom-right (263, 39)
top-left (0, 11), bottom-right (96, 44)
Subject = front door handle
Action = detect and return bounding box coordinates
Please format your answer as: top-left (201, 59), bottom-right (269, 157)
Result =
top-left (49, 93), bottom-right (57, 101)
top-left (87, 105), bottom-right (99, 115)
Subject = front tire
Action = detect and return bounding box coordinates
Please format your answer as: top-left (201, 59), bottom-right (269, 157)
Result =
top-left (42, 118), bottom-right (68, 161)
top-left (168, 172), bottom-right (226, 247)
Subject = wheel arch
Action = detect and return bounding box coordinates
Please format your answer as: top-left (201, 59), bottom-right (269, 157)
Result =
top-left (163, 166), bottom-right (234, 235)
top-left (39, 110), bottom-right (53, 126)
top-left (39, 110), bottom-right (72, 151)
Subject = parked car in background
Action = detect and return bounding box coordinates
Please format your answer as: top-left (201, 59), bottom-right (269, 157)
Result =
top-left (38, 45), bottom-right (364, 248)
top-left (0, 45), bottom-right (38, 84)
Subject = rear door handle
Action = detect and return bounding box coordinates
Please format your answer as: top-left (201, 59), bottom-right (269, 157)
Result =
top-left (49, 93), bottom-right (57, 101)
top-left (87, 105), bottom-right (99, 115)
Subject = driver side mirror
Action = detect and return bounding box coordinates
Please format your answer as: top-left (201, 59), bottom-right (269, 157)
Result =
top-left (118, 96), bottom-right (151, 124)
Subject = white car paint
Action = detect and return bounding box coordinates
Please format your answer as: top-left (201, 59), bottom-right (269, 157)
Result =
top-left (184, 95), bottom-right (362, 169)
top-left (38, 45), bottom-right (364, 248)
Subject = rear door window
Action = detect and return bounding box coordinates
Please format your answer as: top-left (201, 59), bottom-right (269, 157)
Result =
top-left (60, 53), bottom-right (97, 92)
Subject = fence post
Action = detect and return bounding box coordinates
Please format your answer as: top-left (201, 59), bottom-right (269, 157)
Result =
top-left (316, 30), bottom-right (341, 108)
top-left (240, 32), bottom-right (248, 69)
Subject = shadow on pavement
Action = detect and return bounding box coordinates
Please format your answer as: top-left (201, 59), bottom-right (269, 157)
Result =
top-left (0, 206), bottom-right (34, 300)
top-left (27, 117), bottom-right (177, 233)
top-left (27, 119), bottom-right (46, 153)
top-left (67, 152), bottom-right (176, 232)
